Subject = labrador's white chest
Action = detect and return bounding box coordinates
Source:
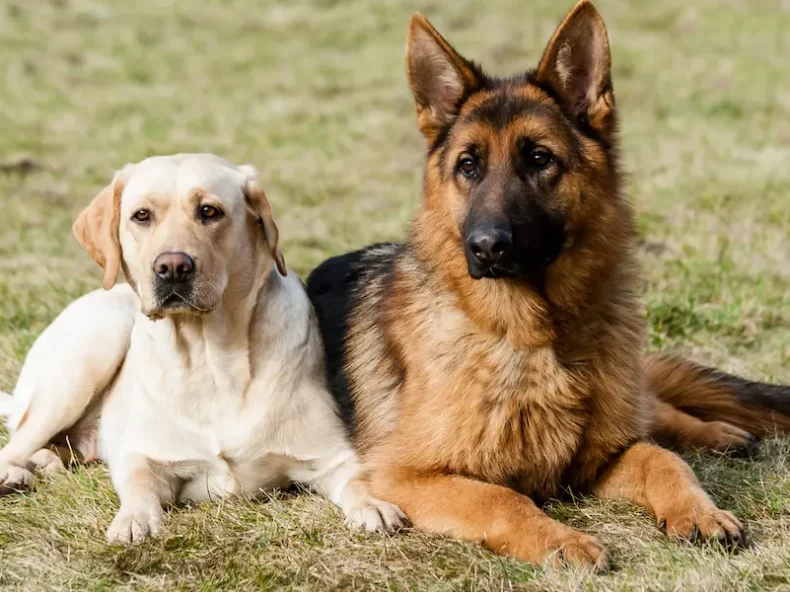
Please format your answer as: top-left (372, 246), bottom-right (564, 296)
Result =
top-left (99, 318), bottom-right (301, 499)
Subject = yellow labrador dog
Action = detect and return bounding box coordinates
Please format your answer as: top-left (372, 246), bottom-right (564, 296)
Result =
top-left (0, 153), bottom-right (405, 543)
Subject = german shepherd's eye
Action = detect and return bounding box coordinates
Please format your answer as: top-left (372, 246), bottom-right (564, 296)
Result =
top-left (199, 204), bottom-right (224, 223)
top-left (132, 209), bottom-right (152, 224)
top-left (528, 147), bottom-right (554, 169)
top-left (457, 156), bottom-right (479, 180)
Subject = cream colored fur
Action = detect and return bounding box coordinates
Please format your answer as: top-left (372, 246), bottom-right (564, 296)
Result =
top-left (0, 154), bottom-right (404, 544)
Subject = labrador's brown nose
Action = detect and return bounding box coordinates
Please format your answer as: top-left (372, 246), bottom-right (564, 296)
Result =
top-left (153, 252), bottom-right (195, 283)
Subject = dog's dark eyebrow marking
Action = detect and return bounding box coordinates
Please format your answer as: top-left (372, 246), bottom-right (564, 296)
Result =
top-left (465, 92), bottom-right (556, 130)
top-left (527, 74), bottom-right (615, 150)
top-left (428, 122), bottom-right (453, 157)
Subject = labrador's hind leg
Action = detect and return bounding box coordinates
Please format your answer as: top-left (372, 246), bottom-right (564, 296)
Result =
top-left (0, 421), bottom-right (59, 494)
top-left (0, 285), bottom-right (137, 495)
top-left (0, 425), bottom-right (81, 493)
top-left (27, 448), bottom-right (67, 477)
top-left (27, 440), bottom-right (95, 476)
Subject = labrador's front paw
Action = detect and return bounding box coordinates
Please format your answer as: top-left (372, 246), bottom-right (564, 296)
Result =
top-left (346, 497), bottom-right (408, 533)
top-left (106, 504), bottom-right (164, 545)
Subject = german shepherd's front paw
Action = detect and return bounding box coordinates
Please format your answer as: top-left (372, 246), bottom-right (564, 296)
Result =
top-left (660, 506), bottom-right (744, 548)
top-left (548, 532), bottom-right (610, 572)
top-left (521, 527), bottom-right (609, 572)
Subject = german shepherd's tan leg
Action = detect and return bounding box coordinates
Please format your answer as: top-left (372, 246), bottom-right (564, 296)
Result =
top-left (371, 466), bottom-right (609, 571)
top-left (592, 442), bottom-right (743, 545)
top-left (651, 399), bottom-right (757, 454)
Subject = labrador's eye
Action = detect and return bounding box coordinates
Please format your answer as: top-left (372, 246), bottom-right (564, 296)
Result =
top-left (199, 205), bottom-right (224, 222)
top-left (132, 209), bottom-right (151, 224)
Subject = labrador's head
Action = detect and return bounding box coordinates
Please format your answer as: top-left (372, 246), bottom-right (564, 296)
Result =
top-left (73, 154), bottom-right (286, 319)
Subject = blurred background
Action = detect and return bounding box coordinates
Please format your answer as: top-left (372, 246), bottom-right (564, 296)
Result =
top-left (0, 1), bottom-right (788, 590)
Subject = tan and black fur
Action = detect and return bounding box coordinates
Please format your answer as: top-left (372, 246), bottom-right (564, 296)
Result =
top-left (307, 0), bottom-right (790, 570)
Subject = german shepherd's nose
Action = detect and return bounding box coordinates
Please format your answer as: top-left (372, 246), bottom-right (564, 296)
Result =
top-left (153, 251), bottom-right (195, 283)
top-left (466, 228), bottom-right (512, 268)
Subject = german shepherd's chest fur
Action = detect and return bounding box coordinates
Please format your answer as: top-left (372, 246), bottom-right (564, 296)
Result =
top-left (396, 269), bottom-right (588, 497)
top-left (308, 244), bottom-right (643, 501)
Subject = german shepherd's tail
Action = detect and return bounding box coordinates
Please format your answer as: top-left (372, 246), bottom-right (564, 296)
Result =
top-left (646, 354), bottom-right (790, 437)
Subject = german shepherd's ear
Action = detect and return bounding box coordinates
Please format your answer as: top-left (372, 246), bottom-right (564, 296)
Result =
top-left (536, 0), bottom-right (614, 139)
top-left (406, 13), bottom-right (483, 141)
top-left (239, 165), bottom-right (287, 277)
top-left (73, 171), bottom-right (128, 290)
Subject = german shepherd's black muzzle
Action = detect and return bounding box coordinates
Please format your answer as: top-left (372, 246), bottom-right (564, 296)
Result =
top-left (465, 226), bottom-right (514, 279)
top-left (464, 202), bottom-right (566, 282)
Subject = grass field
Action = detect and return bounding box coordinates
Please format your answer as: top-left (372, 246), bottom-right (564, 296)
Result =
top-left (1, 0), bottom-right (789, 590)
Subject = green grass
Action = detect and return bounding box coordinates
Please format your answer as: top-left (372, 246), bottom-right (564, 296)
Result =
top-left (1, 0), bottom-right (789, 589)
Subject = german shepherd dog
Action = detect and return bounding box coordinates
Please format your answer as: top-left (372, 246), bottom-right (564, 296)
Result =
top-left (307, 0), bottom-right (790, 570)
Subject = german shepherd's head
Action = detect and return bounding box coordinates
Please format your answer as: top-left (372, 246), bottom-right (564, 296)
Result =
top-left (408, 0), bottom-right (635, 312)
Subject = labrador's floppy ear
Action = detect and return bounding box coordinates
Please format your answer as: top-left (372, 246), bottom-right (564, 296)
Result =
top-left (72, 171), bottom-right (127, 289)
top-left (240, 166), bottom-right (286, 276)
